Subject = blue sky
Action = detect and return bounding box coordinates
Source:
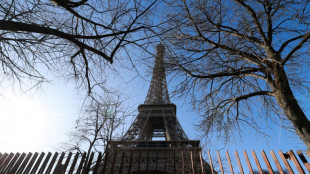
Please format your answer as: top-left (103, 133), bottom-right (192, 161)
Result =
top-left (0, 45), bottom-right (306, 152)
top-left (0, 46), bottom-right (308, 173)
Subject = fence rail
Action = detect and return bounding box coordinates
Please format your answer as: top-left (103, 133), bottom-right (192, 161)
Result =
top-left (0, 150), bottom-right (309, 173)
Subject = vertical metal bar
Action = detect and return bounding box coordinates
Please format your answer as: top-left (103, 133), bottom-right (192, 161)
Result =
top-left (252, 150), bottom-right (263, 174)
top-left (53, 152), bottom-right (65, 174)
top-left (164, 150), bottom-right (167, 173)
top-left (182, 150), bottom-right (185, 174)
top-left (92, 152), bottom-right (102, 174)
top-left (110, 151), bottom-right (117, 174)
top-left (82, 151), bottom-right (94, 174)
top-left (174, 150), bottom-right (177, 174)
top-left (76, 152), bottom-right (86, 174)
top-left (287, 150), bottom-right (305, 174)
top-left (0, 152), bottom-right (14, 173)
top-left (3, 153), bottom-right (20, 173)
top-left (235, 150), bottom-right (244, 174)
top-left (38, 152), bottom-right (52, 174)
top-left (17, 152), bottom-right (33, 174)
top-left (0, 153), bottom-right (9, 167)
top-left (191, 150), bottom-right (195, 174)
top-left (3, 152), bottom-right (20, 173)
top-left (270, 150), bottom-right (284, 174)
top-left (127, 151), bottom-right (133, 174)
top-left (11, 153), bottom-right (27, 174)
top-left (68, 153), bottom-right (79, 174)
top-left (278, 150), bottom-right (294, 174)
top-left (137, 150), bottom-right (141, 173)
top-left (60, 152), bottom-right (72, 174)
top-left (261, 150), bottom-right (274, 174)
top-left (226, 151), bottom-right (234, 174)
top-left (147, 150), bottom-right (149, 174)
top-left (24, 152), bottom-right (39, 173)
top-left (199, 150), bottom-right (205, 174)
top-left (101, 149), bottom-right (109, 173)
top-left (297, 150), bottom-right (310, 173)
top-left (156, 150), bottom-right (158, 173)
top-left (118, 151), bottom-right (125, 174)
top-left (244, 150), bottom-right (254, 174)
top-left (45, 152), bottom-right (59, 174)
top-left (217, 151), bottom-right (224, 174)
top-left (208, 150), bottom-right (214, 174)
top-left (30, 152), bottom-right (46, 174)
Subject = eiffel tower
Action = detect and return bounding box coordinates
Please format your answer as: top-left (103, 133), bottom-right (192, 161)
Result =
top-left (100, 44), bottom-right (213, 174)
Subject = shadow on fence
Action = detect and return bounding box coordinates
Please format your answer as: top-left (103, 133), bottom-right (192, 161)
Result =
top-left (0, 150), bottom-right (309, 173)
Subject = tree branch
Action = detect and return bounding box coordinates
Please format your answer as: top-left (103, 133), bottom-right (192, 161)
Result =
top-left (282, 33), bottom-right (310, 65)
top-left (178, 64), bottom-right (264, 79)
top-left (0, 20), bottom-right (113, 63)
top-left (235, 0), bottom-right (268, 45)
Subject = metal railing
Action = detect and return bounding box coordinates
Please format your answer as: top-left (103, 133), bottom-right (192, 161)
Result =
top-left (0, 150), bottom-right (309, 173)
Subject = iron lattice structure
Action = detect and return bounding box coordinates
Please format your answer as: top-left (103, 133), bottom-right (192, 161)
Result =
top-left (101, 44), bottom-right (213, 174)
top-left (144, 44), bottom-right (170, 105)
top-left (122, 44), bottom-right (187, 141)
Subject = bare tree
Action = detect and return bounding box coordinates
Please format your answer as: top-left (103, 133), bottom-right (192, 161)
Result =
top-left (60, 93), bottom-right (131, 163)
top-left (0, 0), bottom-right (157, 94)
top-left (160, 0), bottom-right (310, 149)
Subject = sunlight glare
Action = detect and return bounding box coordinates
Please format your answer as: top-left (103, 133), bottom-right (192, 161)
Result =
top-left (0, 94), bottom-right (48, 152)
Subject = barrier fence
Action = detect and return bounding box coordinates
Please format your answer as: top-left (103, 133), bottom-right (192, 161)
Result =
top-left (0, 150), bottom-right (309, 173)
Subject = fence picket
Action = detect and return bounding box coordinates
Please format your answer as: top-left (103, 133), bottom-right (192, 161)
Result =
top-left (101, 149), bottom-right (109, 173)
top-left (11, 153), bottom-right (27, 173)
top-left (17, 152), bottom-right (33, 174)
top-left (53, 152), bottom-right (65, 174)
top-left (182, 150), bottom-right (185, 174)
top-left (61, 152), bottom-right (72, 174)
top-left (287, 150), bottom-right (305, 174)
top-left (76, 152), bottom-right (87, 174)
top-left (45, 152), bottom-right (59, 174)
top-left (217, 150), bottom-right (224, 174)
top-left (252, 150), bottom-right (263, 174)
top-left (92, 152), bottom-right (102, 174)
top-left (0, 153), bottom-right (9, 167)
top-left (244, 150), bottom-right (254, 174)
top-left (83, 151), bottom-right (94, 174)
top-left (137, 150), bottom-right (141, 173)
top-left (68, 152), bottom-right (79, 174)
top-left (235, 150), bottom-right (244, 174)
top-left (0, 150), bottom-right (307, 173)
top-left (278, 150), bottom-right (294, 174)
top-left (199, 150), bottom-right (205, 174)
top-left (30, 152), bottom-right (45, 174)
top-left (0, 152), bottom-right (14, 173)
top-left (208, 150), bottom-right (214, 174)
top-left (38, 152), bottom-right (52, 174)
top-left (297, 150), bottom-right (310, 173)
top-left (127, 151), bottom-right (133, 174)
top-left (24, 152), bottom-right (39, 173)
top-left (118, 151), bottom-right (125, 174)
top-left (261, 150), bottom-right (273, 174)
top-left (3, 152), bottom-right (20, 173)
top-left (270, 150), bottom-right (284, 174)
top-left (110, 151), bottom-right (117, 174)
top-left (191, 150), bottom-right (195, 174)
top-left (226, 151), bottom-right (234, 174)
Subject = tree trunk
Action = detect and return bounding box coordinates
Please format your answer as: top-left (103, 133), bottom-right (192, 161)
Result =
top-left (274, 65), bottom-right (310, 150)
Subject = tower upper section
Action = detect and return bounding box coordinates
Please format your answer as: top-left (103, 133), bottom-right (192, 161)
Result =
top-left (144, 44), bottom-right (171, 104)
